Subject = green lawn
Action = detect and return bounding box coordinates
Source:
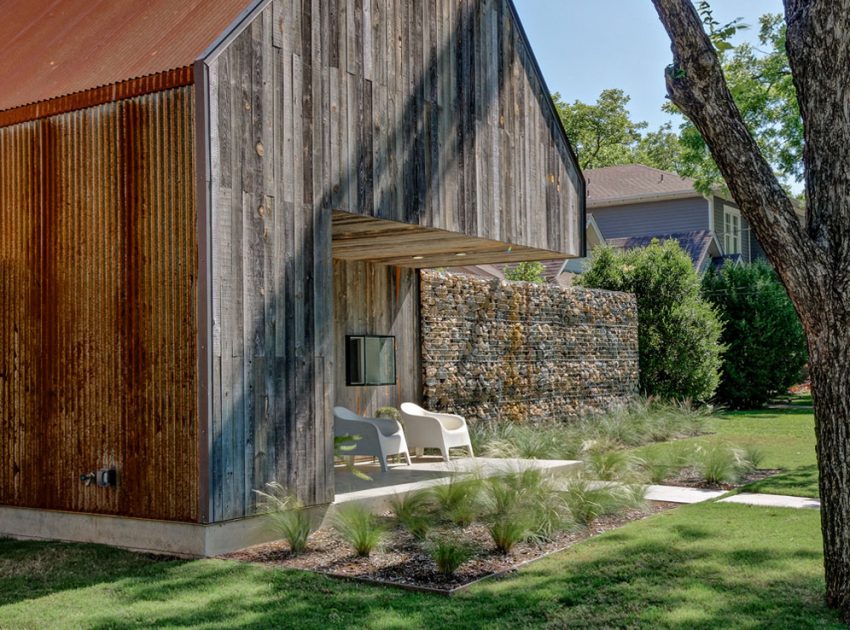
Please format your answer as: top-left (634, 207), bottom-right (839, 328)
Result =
top-left (634, 403), bottom-right (819, 498)
top-left (0, 501), bottom-right (842, 629)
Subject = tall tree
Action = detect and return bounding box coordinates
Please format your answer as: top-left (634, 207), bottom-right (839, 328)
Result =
top-left (553, 89), bottom-right (647, 169)
top-left (651, 0), bottom-right (850, 616)
top-left (668, 10), bottom-right (804, 194)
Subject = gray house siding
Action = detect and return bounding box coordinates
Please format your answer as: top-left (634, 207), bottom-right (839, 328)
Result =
top-left (592, 197), bottom-right (709, 240)
top-left (711, 195), bottom-right (766, 263)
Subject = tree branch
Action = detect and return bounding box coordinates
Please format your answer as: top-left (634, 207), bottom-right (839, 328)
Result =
top-left (651, 0), bottom-right (820, 303)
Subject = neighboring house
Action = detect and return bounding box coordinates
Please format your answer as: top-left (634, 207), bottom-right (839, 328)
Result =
top-left (585, 164), bottom-right (767, 271)
top-left (0, 0), bottom-right (584, 555)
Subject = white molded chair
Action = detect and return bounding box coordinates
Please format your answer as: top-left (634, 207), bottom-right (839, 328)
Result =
top-left (399, 403), bottom-right (474, 462)
top-left (333, 406), bottom-right (412, 472)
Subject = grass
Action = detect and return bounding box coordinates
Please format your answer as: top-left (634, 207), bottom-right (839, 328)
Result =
top-left (633, 403), bottom-right (819, 498)
top-left (0, 501), bottom-right (842, 629)
top-left (472, 397), bottom-right (714, 462)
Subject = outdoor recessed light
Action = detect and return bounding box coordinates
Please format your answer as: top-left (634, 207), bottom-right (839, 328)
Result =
top-left (412, 255), bottom-right (424, 260)
top-left (455, 252), bottom-right (467, 257)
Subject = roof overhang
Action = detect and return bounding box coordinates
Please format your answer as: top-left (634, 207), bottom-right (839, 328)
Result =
top-left (332, 212), bottom-right (570, 269)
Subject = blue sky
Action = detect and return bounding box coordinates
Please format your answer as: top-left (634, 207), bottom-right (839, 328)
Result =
top-left (514, 0), bottom-right (785, 131)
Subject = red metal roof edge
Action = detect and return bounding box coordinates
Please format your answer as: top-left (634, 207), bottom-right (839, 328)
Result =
top-left (0, 66), bottom-right (194, 128)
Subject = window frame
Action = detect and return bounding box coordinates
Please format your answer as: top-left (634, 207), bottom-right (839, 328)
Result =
top-left (345, 334), bottom-right (397, 387)
top-left (723, 205), bottom-right (742, 255)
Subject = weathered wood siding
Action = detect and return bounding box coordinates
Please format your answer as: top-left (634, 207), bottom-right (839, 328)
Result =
top-left (205, 5), bottom-right (335, 521)
top-left (333, 260), bottom-right (420, 416)
top-left (0, 87), bottom-right (199, 522)
top-left (204, 0), bottom-right (581, 519)
top-left (323, 0), bottom-right (583, 254)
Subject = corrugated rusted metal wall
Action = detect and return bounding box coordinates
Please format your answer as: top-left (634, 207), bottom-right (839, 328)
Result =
top-left (0, 86), bottom-right (199, 522)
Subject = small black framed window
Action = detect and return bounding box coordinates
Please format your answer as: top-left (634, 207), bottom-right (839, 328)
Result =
top-left (346, 335), bottom-right (396, 386)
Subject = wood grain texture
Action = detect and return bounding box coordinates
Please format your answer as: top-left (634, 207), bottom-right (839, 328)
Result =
top-left (333, 260), bottom-right (420, 417)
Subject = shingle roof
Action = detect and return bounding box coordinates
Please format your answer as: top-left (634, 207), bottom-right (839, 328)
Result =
top-left (0, 0), bottom-right (252, 117)
top-left (585, 164), bottom-right (699, 207)
top-left (606, 230), bottom-right (718, 271)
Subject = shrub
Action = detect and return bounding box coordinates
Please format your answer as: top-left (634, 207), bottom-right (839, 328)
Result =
top-left (578, 241), bottom-right (723, 401)
top-left (388, 490), bottom-right (433, 540)
top-left (504, 261), bottom-right (546, 284)
top-left (702, 261), bottom-right (808, 409)
top-left (253, 482), bottom-right (312, 554)
top-left (333, 505), bottom-right (385, 557)
top-left (429, 537), bottom-right (474, 575)
top-left (375, 406), bottom-right (402, 421)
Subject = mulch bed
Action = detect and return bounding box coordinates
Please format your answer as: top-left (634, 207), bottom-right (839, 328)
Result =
top-left (662, 467), bottom-right (783, 491)
top-left (222, 503), bottom-right (677, 593)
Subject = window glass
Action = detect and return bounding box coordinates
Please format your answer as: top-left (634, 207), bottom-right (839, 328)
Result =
top-left (345, 335), bottom-right (396, 386)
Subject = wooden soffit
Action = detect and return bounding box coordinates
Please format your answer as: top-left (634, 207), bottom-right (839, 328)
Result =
top-left (332, 211), bottom-right (569, 269)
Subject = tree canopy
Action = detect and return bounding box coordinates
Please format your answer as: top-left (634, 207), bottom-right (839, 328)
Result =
top-left (554, 10), bottom-right (803, 198)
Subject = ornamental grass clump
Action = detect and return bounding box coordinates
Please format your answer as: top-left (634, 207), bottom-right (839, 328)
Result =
top-left (254, 482), bottom-right (313, 554)
top-left (477, 423), bottom-right (581, 461)
top-left (483, 468), bottom-right (572, 552)
top-left (637, 447), bottom-right (688, 484)
top-left (740, 444), bottom-right (765, 471)
top-left (695, 444), bottom-right (742, 485)
top-left (333, 504), bottom-right (385, 557)
top-left (428, 537), bottom-right (474, 576)
top-left (583, 448), bottom-right (641, 482)
top-left (388, 490), bottom-right (433, 540)
top-left (431, 476), bottom-right (483, 527)
top-left (562, 478), bottom-right (637, 527)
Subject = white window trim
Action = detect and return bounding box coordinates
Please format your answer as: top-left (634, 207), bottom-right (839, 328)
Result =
top-left (723, 205), bottom-right (741, 255)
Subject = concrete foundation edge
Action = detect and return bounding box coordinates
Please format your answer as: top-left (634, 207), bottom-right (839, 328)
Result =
top-left (0, 504), bottom-right (331, 557)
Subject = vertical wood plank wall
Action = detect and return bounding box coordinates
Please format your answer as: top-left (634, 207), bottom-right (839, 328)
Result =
top-left (333, 260), bottom-right (420, 417)
top-left (0, 87), bottom-right (199, 522)
top-left (205, 0), bottom-right (583, 519)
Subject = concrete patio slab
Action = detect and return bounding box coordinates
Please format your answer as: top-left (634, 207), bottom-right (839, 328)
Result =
top-left (718, 493), bottom-right (821, 509)
top-left (333, 456), bottom-right (582, 512)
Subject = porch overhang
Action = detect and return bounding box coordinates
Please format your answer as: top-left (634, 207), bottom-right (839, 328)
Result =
top-left (332, 211), bottom-right (573, 269)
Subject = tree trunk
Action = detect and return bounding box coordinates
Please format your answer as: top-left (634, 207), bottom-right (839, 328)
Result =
top-left (650, 0), bottom-right (850, 617)
top-left (809, 312), bottom-right (850, 612)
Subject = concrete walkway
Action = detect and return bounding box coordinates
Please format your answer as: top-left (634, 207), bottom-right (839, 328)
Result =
top-left (645, 484), bottom-right (726, 504)
top-left (592, 482), bottom-right (820, 510)
top-left (718, 492), bottom-right (820, 510)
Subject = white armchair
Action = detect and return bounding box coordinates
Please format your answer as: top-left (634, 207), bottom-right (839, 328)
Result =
top-left (400, 403), bottom-right (474, 462)
top-left (333, 406), bottom-right (412, 472)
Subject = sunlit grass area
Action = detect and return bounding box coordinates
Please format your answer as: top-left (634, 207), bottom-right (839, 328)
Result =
top-left (0, 500), bottom-right (840, 629)
top-left (633, 403), bottom-right (819, 498)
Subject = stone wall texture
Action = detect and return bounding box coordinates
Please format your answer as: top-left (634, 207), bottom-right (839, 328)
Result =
top-left (420, 271), bottom-right (639, 424)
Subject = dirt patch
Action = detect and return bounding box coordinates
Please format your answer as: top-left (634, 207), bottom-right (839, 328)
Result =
top-left (222, 503), bottom-right (677, 593)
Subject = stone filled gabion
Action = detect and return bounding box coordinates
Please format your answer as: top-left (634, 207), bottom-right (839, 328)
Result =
top-left (420, 270), bottom-right (639, 424)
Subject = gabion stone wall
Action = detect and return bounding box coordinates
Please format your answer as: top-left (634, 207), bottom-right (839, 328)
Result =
top-left (420, 271), bottom-right (639, 424)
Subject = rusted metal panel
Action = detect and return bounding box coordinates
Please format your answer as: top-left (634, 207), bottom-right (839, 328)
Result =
top-left (0, 0), bottom-right (255, 113)
top-left (0, 86), bottom-right (199, 522)
top-left (0, 67), bottom-right (194, 129)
